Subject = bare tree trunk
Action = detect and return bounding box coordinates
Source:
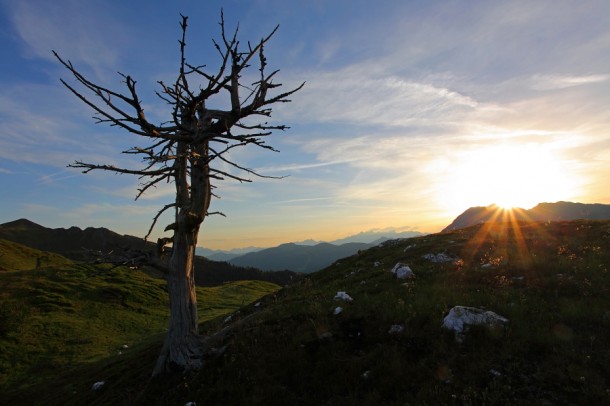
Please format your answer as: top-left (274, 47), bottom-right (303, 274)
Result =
top-left (152, 214), bottom-right (202, 376)
top-left (55, 13), bottom-right (303, 378)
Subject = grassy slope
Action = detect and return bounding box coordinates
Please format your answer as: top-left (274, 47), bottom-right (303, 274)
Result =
top-left (3, 220), bottom-right (610, 405)
top-left (0, 239), bottom-right (73, 271)
top-left (0, 261), bottom-right (280, 398)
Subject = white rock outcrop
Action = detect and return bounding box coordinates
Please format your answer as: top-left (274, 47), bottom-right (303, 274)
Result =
top-left (334, 291), bottom-right (353, 301)
top-left (422, 253), bottom-right (455, 263)
top-left (391, 263), bottom-right (415, 279)
top-left (442, 306), bottom-right (509, 342)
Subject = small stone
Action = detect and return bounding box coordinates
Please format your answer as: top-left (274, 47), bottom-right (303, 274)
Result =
top-left (422, 253), bottom-right (454, 263)
top-left (333, 306), bottom-right (343, 315)
top-left (92, 381), bottom-right (105, 390)
top-left (391, 263), bottom-right (415, 279)
top-left (334, 291), bottom-right (353, 301)
top-left (388, 324), bottom-right (404, 334)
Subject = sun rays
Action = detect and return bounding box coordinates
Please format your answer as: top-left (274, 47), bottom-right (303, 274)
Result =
top-left (460, 206), bottom-right (549, 271)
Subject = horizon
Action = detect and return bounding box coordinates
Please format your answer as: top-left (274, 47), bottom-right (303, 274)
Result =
top-left (2, 199), bottom-right (606, 252)
top-left (1, 1), bottom-right (609, 250)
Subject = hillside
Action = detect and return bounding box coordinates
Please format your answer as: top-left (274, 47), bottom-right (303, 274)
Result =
top-left (0, 239), bottom-right (73, 271)
top-left (443, 201), bottom-right (610, 231)
top-left (3, 219), bottom-right (608, 404)
top-left (229, 242), bottom-right (375, 273)
top-left (0, 260), bottom-right (280, 393)
top-left (0, 219), bottom-right (299, 287)
top-left (0, 219), bottom-right (150, 261)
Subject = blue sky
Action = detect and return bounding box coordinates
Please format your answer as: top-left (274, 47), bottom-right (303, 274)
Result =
top-left (1, 0), bottom-right (609, 249)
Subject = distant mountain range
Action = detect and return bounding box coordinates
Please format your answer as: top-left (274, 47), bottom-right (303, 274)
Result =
top-left (198, 229), bottom-right (423, 263)
top-left (443, 201), bottom-right (610, 232)
top-left (0, 219), bottom-right (299, 286)
top-left (198, 229), bottom-right (423, 273)
top-left (228, 242), bottom-right (373, 273)
top-left (7, 202), bottom-right (606, 277)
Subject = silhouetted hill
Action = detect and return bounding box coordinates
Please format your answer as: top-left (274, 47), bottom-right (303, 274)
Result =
top-left (528, 201), bottom-right (610, 220)
top-left (0, 219), bottom-right (299, 287)
top-left (443, 201), bottom-right (610, 231)
top-left (0, 218), bottom-right (149, 260)
top-left (229, 241), bottom-right (375, 273)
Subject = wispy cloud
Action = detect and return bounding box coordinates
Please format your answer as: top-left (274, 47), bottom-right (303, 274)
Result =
top-left (37, 169), bottom-right (82, 185)
top-left (8, 0), bottom-right (124, 79)
top-left (531, 74), bottom-right (610, 91)
top-left (282, 64), bottom-right (480, 129)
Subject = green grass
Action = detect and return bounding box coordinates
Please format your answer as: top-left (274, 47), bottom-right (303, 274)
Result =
top-left (0, 260), bottom-right (280, 398)
top-left (0, 239), bottom-right (73, 271)
top-left (2, 220), bottom-right (610, 405)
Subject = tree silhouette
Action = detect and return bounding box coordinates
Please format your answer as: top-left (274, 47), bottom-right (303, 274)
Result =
top-left (54, 12), bottom-right (303, 375)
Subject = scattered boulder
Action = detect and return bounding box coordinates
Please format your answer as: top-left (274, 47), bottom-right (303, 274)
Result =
top-left (442, 306), bottom-right (509, 342)
top-left (91, 381), bottom-right (105, 390)
top-left (334, 291), bottom-right (353, 301)
top-left (388, 324), bottom-right (404, 335)
top-left (391, 263), bottom-right (415, 279)
top-left (422, 253), bottom-right (455, 263)
top-left (333, 306), bottom-right (343, 315)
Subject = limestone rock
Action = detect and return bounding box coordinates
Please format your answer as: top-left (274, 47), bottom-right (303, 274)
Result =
top-left (391, 263), bottom-right (415, 279)
top-left (442, 306), bottom-right (509, 342)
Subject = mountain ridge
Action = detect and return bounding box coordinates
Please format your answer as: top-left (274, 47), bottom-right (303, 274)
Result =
top-left (228, 241), bottom-right (379, 273)
top-left (0, 219), bottom-right (299, 287)
top-left (198, 228), bottom-right (423, 261)
top-left (443, 201), bottom-right (610, 231)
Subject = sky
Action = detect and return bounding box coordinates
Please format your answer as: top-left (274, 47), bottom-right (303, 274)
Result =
top-left (0, 0), bottom-right (609, 250)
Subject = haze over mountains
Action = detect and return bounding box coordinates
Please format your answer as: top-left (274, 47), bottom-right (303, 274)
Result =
top-left (197, 228), bottom-right (423, 261)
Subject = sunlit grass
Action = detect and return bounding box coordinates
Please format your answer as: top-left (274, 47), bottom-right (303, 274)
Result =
top-left (0, 262), bottom-right (280, 396)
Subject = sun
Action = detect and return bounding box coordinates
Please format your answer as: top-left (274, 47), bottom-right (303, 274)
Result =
top-left (438, 143), bottom-right (580, 212)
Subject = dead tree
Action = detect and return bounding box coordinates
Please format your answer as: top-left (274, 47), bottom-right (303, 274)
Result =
top-left (54, 13), bottom-right (303, 376)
